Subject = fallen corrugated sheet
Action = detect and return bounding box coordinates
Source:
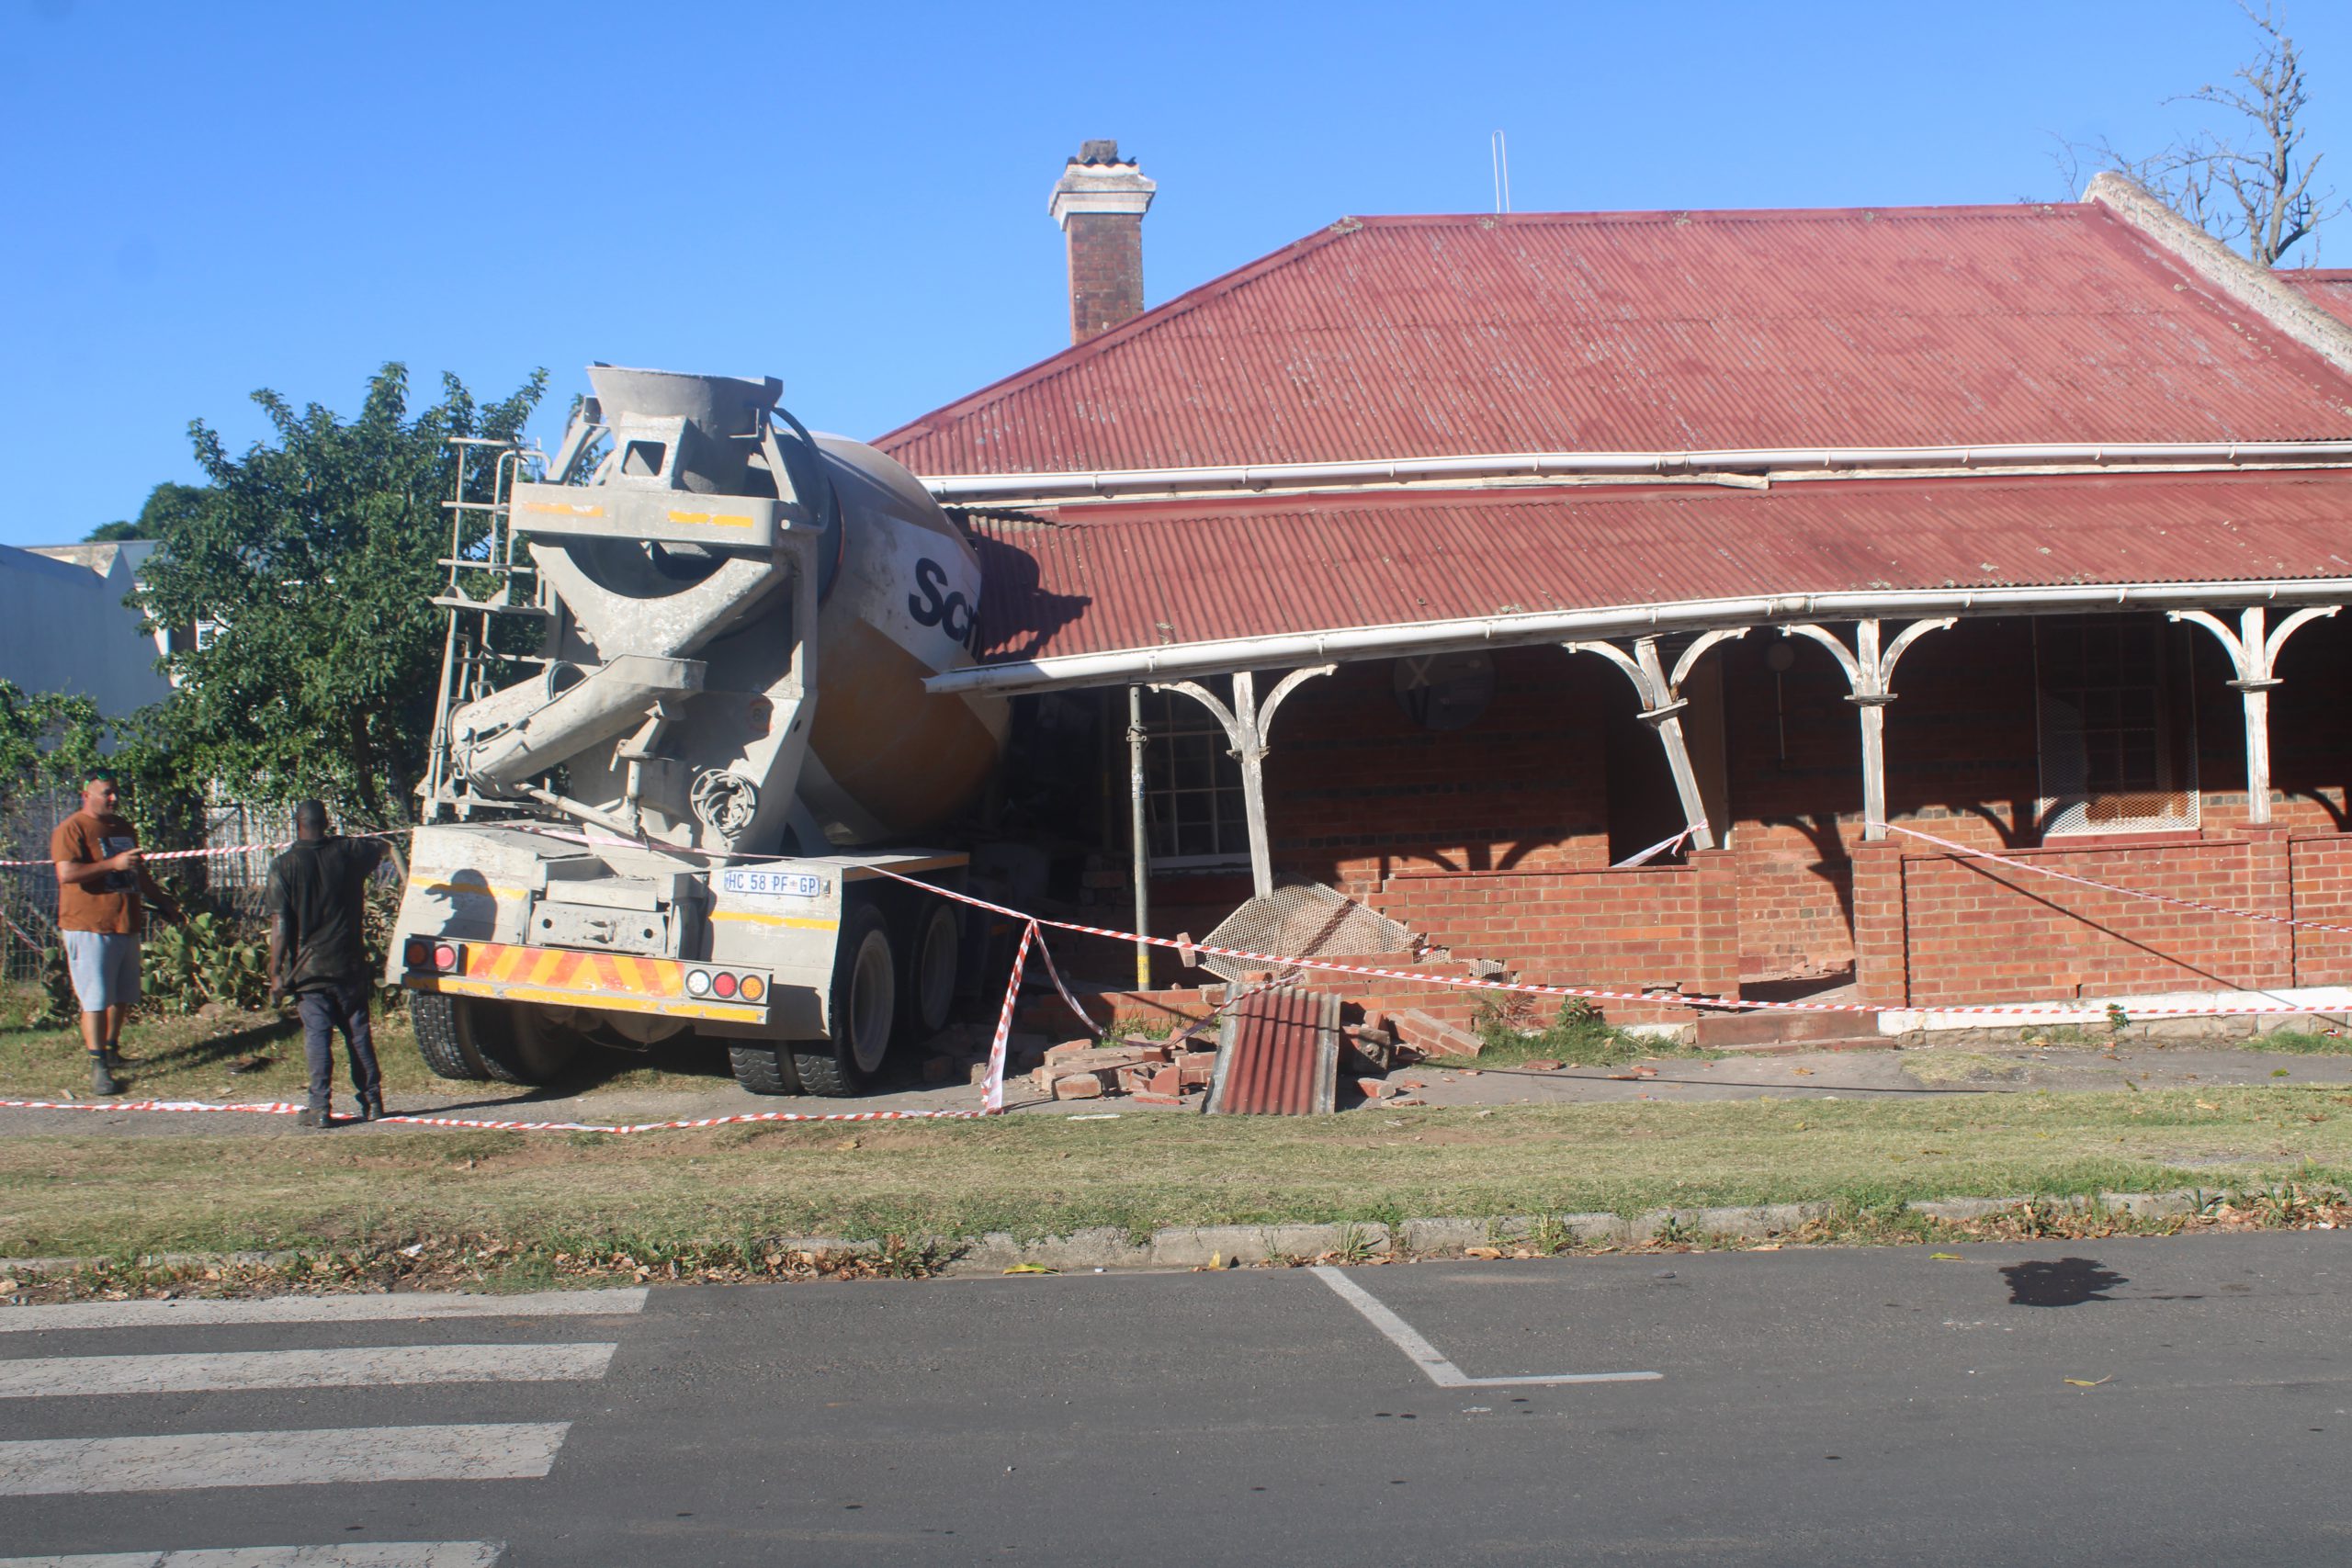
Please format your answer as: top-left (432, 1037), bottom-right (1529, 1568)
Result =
top-left (966, 469), bottom-right (2352, 662)
top-left (1205, 988), bottom-right (1341, 1116)
top-left (882, 205), bottom-right (2352, 477)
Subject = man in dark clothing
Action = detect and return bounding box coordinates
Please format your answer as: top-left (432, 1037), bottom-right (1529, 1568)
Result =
top-left (265, 801), bottom-right (389, 1129)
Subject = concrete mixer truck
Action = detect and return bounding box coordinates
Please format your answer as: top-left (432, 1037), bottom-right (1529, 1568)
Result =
top-left (384, 366), bottom-right (1009, 1096)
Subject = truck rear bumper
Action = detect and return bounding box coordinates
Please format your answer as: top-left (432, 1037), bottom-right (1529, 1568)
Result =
top-left (401, 941), bottom-right (770, 1026)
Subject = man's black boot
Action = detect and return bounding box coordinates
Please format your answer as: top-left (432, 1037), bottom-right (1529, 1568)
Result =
top-left (296, 1102), bottom-right (333, 1130)
top-left (357, 1094), bottom-right (384, 1122)
top-left (88, 1054), bottom-right (120, 1097)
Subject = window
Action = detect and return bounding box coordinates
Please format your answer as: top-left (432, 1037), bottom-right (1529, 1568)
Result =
top-left (1142, 690), bottom-right (1250, 866)
top-left (2035, 615), bottom-right (2199, 837)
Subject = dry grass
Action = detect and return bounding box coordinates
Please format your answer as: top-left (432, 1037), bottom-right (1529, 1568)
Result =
top-left (6, 1085), bottom-right (2349, 1261)
top-left (0, 987), bottom-right (738, 1104)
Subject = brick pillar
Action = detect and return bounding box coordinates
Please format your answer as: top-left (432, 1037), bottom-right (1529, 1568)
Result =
top-left (2243, 824), bottom-right (2295, 988)
top-left (1690, 848), bottom-right (1740, 999)
top-left (1049, 141), bottom-right (1156, 344)
top-left (1850, 841), bottom-right (1910, 1008)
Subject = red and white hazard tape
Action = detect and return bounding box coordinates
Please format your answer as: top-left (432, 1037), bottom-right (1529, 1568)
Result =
top-left (0, 828), bottom-right (413, 872)
top-left (873, 870), bottom-right (2352, 1021)
top-left (0, 1096), bottom-right (990, 1131)
top-left (1879, 820), bottom-right (2352, 938)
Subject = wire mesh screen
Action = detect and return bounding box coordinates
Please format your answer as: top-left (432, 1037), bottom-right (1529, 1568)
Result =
top-left (1197, 881), bottom-right (1414, 983)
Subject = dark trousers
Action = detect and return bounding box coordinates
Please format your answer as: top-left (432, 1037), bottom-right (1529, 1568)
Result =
top-left (298, 975), bottom-right (380, 1111)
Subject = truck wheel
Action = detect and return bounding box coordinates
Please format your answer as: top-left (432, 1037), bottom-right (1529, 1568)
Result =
top-left (793, 903), bottom-right (895, 1097)
top-left (899, 902), bottom-right (960, 1044)
top-left (410, 993), bottom-right (490, 1081)
top-left (463, 1000), bottom-right (582, 1088)
top-left (727, 1044), bottom-right (800, 1096)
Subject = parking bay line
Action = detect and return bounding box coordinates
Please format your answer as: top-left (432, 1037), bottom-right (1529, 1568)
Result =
top-left (1310, 1266), bottom-right (1663, 1388)
top-left (0, 1289), bottom-right (647, 1334)
top-left (0, 1342), bottom-right (617, 1399)
top-left (0, 1543), bottom-right (507, 1567)
top-left (0, 1424), bottom-right (571, 1496)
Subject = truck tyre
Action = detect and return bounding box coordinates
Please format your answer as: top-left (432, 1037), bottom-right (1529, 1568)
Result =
top-left (727, 1044), bottom-right (800, 1096)
top-left (794, 903), bottom-right (895, 1097)
top-left (462, 1000), bottom-right (582, 1088)
top-left (410, 992), bottom-right (490, 1082)
top-left (899, 902), bottom-right (960, 1045)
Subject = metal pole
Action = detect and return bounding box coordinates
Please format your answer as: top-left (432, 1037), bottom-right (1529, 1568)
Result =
top-left (1127, 685), bottom-right (1151, 991)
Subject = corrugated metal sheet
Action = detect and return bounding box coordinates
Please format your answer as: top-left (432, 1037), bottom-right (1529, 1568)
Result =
top-left (967, 470), bottom-right (2352, 661)
top-left (2283, 267), bottom-right (2352, 329)
top-left (1205, 988), bottom-right (1340, 1116)
top-left (881, 206), bottom-right (2352, 476)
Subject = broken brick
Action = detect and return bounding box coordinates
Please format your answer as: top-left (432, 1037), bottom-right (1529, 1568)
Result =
top-left (1053, 1074), bottom-right (1105, 1100)
top-left (1357, 1077), bottom-right (1393, 1099)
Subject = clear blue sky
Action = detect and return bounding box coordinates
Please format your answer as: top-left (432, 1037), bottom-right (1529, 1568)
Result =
top-left (5, 0), bottom-right (2346, 545)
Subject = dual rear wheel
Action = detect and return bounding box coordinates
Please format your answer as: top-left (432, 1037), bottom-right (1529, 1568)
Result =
top-left (410, 992), bottom-right (582, 1086)
top-left (731, 897), bottom-right (964, 1098)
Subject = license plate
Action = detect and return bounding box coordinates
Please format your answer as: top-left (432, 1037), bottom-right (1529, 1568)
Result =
top-left (719, 868), bottom-right (825, 899)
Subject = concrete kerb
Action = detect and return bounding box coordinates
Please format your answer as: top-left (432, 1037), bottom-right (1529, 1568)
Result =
top-left (0, 1190), bottom-right (2279, 1284)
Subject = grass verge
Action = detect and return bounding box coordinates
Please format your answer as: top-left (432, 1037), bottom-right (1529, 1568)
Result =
top-left (0, 987), bottom-right (741, 1103)
top-left (6, 1086), bottom-right (2350, 1269)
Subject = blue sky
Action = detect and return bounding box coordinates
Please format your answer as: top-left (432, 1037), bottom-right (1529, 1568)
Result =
top-left (4, 0), bottom-right (2346, 545)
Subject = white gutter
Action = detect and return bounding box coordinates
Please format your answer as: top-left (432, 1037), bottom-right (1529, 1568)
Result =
top-left (920, 441), bottom-right (2352, 507)
top-left (924, 577), bottom-right (2352, 697)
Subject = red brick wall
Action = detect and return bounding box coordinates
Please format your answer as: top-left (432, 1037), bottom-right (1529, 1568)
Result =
top-left (1879, 834), bottom-right (2297, 1006)
top-left (1067, 212), bottom-right (1145, 343)
top-left (1258, 649), bottom-right (1615, 897)
top-left (1366, 851), bottom-right (1737, 1025)
top-left (2290, 833), bottom-right (2352, 982)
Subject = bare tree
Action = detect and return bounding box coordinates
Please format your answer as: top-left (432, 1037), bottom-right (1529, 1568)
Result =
top-left (2059, 4), bottom-right (2342, 266)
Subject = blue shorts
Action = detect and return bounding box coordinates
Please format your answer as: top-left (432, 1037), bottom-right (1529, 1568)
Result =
top-left (62, 931), bottom-right (141, 1013)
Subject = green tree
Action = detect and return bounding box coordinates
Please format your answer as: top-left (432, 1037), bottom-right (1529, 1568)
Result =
top-left (0, 681), bottom-right (108, 824)
top-left (134, 363), bottom-right (546, 825)
top-left (85, 481), bottom-right (211, 544)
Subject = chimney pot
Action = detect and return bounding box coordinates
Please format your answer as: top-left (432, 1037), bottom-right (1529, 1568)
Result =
top-left (1049, 140), bottom-right (1156, 344)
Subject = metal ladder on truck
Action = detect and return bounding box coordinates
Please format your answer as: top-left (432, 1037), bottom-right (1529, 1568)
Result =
top-left (420, 436), bottom-right (554, 821)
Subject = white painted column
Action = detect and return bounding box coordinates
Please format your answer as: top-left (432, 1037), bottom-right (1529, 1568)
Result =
top-left (2170, 604), bottom-right (2341, 827)
top-left (1781, 617), bottom-right (1954, 841)
top-left (1149, 665), bottom-right (1335, 902)
top-left (1566, 630), bottom-right (1749, 852)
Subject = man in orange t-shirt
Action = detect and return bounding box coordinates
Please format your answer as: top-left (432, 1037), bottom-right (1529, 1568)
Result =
top-left (51, 773), bottom-right (181, 1096)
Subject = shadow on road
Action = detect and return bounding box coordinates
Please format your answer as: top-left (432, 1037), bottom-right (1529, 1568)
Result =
top-left (2000, 1257), bottom-right (2129, 1307)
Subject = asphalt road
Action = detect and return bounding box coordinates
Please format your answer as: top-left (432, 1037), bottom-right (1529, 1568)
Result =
top-left (2, 1232), bottom-right (2348, 1565)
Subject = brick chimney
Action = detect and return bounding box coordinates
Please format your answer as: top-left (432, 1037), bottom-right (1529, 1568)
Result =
top-left (1049, 140), bottom-right (1156, 344)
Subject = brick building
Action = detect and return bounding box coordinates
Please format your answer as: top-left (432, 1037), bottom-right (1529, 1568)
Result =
top-left (876, 150), bottom-right (2352, 1039)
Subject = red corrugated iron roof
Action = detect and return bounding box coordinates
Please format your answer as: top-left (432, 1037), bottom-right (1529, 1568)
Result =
top-left (881, 205), bottom-right (2352, 476)
top-left (967, 470), bottom-right (2352, 661)
top-left (2283, 267), bottom-right (2352, 329)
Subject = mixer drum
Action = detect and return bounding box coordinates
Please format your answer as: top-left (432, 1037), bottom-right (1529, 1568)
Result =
top-left (797, 434), bottom-right (1006, 844)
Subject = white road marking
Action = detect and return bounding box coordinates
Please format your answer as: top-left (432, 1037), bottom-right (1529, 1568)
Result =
top-left (0, 1544), bottom-right (506, 1567)
top-left (0, 1342), bottom-right (616, 1399)
top-left (0, 1290), bottom-right (646, 1334)
top-left (0, 1424), bottom-right (571, 1496)
top-left (1309, 1265), bottom-right (1663, 1388)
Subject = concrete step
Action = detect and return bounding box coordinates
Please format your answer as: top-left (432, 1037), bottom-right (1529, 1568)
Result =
top-left (1693, 1007), bottom-right (1883, 1049)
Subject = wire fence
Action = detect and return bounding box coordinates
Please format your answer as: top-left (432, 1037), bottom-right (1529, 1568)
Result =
top-left (0, 794), bottom-right (297, 985)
